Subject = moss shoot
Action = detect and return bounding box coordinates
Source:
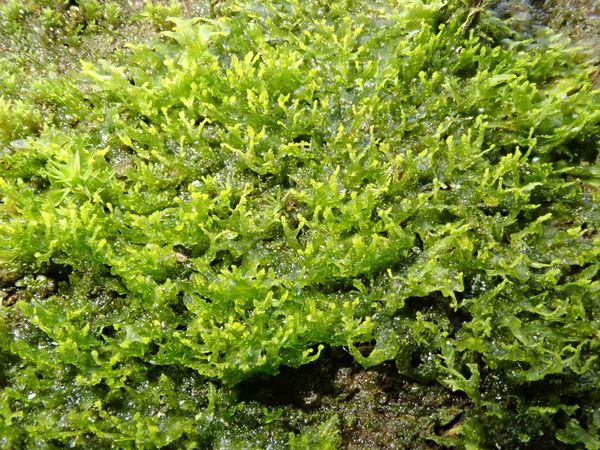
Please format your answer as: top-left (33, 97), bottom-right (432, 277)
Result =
top-left (1, 0), bottom-right (599, 448)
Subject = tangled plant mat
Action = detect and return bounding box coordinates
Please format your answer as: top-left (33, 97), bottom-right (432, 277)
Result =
top-left (0, 0), bottom-right (599, 448)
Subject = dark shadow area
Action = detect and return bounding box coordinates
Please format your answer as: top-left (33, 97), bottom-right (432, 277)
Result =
top-left (236, 347), bottom-right (470, 449)
top-left (237, 346), bottom-right (350, 408)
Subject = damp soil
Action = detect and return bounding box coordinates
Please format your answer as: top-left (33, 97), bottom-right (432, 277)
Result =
top-left (500, 0), bottom-right (600, 62)
top-left (236, 347), bottom-right (470, 449)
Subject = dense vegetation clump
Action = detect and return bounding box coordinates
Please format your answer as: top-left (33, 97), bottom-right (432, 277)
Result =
top-left (1, 0), bottom-right (599, 448)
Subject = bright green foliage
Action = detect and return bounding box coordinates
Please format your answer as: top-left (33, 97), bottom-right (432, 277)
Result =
top-left (1, 0), bottom-right (599, 448)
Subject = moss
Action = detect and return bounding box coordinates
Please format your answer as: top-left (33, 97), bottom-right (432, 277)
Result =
top-left (1, 0), bottom-right (600, 448)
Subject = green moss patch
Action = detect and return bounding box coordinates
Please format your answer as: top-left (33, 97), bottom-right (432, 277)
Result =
top-left (1, 0), bottom-right (599, 448)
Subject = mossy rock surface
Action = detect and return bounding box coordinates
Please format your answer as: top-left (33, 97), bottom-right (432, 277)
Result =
top-left (1, 0), bottom-right (599, 448)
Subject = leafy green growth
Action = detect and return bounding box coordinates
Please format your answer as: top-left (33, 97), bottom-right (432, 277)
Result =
top-left (1, 0), bottom-right (599, 448)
